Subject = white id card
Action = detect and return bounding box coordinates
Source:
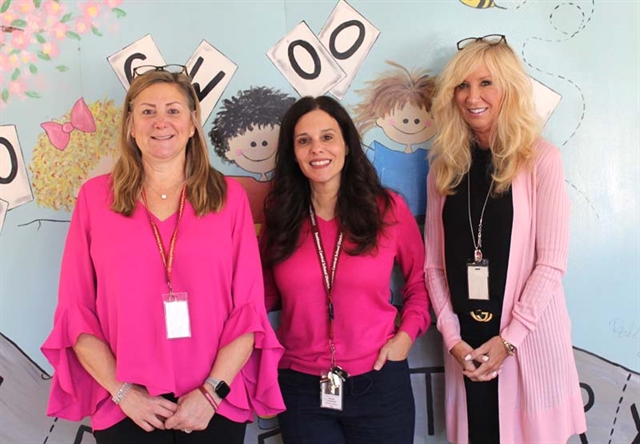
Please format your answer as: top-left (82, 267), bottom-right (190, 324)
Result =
top-left (467, 260), bottom-right (489, 301)
top-left (320, 372), bottom-right (343, 411)
top-left (163, 292), bottom-right (191, 339)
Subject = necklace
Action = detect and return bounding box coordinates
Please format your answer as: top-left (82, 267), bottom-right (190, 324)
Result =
top-left (467, 172), bottom-right (494, 263)
top-left (145, 179), bottom-right (186, 200)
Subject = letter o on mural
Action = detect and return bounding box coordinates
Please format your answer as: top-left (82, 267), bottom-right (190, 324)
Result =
top-left (329, 20), bottom-right (365, 60)
top-left (0, 137), bottom-right (18, 185)
top-left (288, 40), bottom-right (322, 80)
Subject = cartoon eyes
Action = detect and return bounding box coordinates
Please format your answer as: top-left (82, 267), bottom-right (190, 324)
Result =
top-left (250, 140), bottom-right (269, 147)
top-left (402, 118), bottom-right (422, 125)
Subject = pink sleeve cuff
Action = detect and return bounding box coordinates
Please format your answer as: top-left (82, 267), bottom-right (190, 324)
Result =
top-left (500, 319), bottom-right (529, 349)
top-left (219, 302), bottom-right (285, 417)
top-left (438, 316), bottom-right (462, 353)
top-left (41, 305), bottom-right (108, 420)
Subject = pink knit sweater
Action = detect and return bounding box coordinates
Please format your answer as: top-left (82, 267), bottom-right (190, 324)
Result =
top-left (425, 139), bottom-right (587, 443)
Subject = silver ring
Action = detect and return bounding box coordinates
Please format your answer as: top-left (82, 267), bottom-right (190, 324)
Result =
top-left (183, 428), bottom-right (192, 434)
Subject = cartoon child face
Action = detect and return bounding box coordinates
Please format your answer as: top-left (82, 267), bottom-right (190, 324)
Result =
top-left (375, 104), bottom-right (436, 146)
top-left (225, 124), bottom-right (280, 176)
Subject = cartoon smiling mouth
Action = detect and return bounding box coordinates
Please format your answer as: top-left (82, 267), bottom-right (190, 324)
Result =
top-left (241, 150), bottom-right (276, 162)
top-left (393, 125), bottom-right (426, 135)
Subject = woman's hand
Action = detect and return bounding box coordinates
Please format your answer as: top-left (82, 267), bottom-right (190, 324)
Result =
top-left (164, 388), bottom-right (216, 432)
top-left (462, 336), bottom-right (509, 382)
top-left (449, 340), bottom-right (477, 373)
top-left (118, 384), bottom-right (178, 432)
top-left (373, 331), bottom-right (413, 370)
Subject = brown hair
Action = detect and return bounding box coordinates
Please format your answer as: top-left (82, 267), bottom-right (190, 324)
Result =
top-left (111, 70), bottom-right (226, 216)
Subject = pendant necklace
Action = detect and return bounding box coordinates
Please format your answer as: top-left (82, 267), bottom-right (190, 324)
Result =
top-left (145, 179), bottom-right (186, 200)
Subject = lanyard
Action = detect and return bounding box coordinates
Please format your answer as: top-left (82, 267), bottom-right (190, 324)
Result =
top-left (141, 186), bottom-right (187, 295)
top-left (308, 205), bottom-right (343, 367)
top-left (467, 172), bottom-right (493, 263)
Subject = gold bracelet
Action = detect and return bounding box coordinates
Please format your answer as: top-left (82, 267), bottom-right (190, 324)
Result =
top-left (499, 336), bottom-right (516, 356)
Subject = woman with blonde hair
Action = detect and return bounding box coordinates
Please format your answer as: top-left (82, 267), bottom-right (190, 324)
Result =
top-left (425, 36), bottom-right (586, 443)
top-left (42, 66), bottom-right (284, 443)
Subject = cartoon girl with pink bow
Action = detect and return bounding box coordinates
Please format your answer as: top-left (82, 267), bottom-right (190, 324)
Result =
top-left (30, 97), bottom-right (120, 211)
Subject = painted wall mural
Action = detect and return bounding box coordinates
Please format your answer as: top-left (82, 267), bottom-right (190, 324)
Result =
top-left (352, 61), bottom-right (436, 218)
top-left (1, 0), bottom-right (638, 443)
top-left (209, 86), bottom-right (295, 232)
top-left (0, 0), bottom-right (126, 104)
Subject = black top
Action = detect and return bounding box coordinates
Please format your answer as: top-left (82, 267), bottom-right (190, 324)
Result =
top-left (442, 146), bottom-right (514, 316)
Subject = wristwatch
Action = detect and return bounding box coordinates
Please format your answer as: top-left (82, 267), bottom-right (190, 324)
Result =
top-left (205, 377), bottom-right (231, 399)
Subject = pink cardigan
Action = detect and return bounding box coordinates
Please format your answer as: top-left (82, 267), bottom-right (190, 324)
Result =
top-left (425, 139), bottom-right (587, 443)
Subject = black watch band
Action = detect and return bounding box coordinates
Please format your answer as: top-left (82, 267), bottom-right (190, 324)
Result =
top-left (205, 377), bottom-right (231, 399)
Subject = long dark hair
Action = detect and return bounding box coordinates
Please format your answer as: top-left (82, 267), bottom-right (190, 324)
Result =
top-left (262, 96), bottom-right (392, 266)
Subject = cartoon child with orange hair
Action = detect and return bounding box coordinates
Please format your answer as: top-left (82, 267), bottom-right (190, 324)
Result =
top-left (353, 62), bottom-right (436, 218)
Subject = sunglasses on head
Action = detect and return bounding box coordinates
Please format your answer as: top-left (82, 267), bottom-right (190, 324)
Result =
top-left (456, 34), bottom-right (506, 51)
top-left (132, 64), bottom-right (189, 78)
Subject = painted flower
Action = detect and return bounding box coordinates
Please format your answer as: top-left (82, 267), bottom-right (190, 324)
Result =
top-left (44, 0), bottom-right (65, 17)
top-left (19, 50), bottom-right (36, 64)
top-left (6, 52), bottom-right (21, 69)
top-left (17, 2), bottom-right (36, 14)
top-left (42, 41), bottom-right (60, 58)
top-left (50, 22), bottom-right (69, 40)
top-left (104, 0), bottom-right (124, 7)
top-left (80, 2), bottom-right (102, 19)
top-left (74, 17), bottom-right (92, 34)
top-left (24, 13), bottom-right (45, 34)
top-left (10, 30), bottom-right (32, 50)
top-left (8, 79), bottom-right (27, 99)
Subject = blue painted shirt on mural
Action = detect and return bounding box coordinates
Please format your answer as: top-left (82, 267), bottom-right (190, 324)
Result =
top-left (369, 140), bottom-right (429, 217)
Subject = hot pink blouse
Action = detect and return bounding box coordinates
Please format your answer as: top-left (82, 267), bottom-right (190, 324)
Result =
top-left (42, 175), bottom-right (285, 430)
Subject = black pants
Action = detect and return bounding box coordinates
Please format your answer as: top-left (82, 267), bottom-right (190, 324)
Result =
top-left (277, 359), bottom-right (415, 444)
top-left (93, 395), bottom-right (246, 444)
top-left (460, 311), bottom-right (501, 444)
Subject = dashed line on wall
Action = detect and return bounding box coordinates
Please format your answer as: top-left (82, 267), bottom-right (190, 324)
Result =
top-left (608, 373), bottom-right (632, 444)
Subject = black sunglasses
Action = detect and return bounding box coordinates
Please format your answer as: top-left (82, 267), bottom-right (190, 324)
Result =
top-left (456, 34), bottom-right (506, 51)
top-left (132, 64), bottom-right (189, 78)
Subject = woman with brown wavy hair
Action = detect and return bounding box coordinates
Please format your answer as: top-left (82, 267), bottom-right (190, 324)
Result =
top-left (261, 95), bottom-right (430, 444)
top-left (42, 66), bottom-right (284, 443)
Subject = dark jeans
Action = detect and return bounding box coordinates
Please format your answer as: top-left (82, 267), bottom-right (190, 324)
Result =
top-left (277, 359), bottom-right (415, 444)
top-left (93, 395), bottom-right (246, 444)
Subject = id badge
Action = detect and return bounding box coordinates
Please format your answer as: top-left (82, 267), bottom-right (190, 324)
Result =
top-left (163, 292), bottom-right (191, 339)
top-left (467, 259), bottom-right (489, 301)
top-left (320, 371), bottom-right (343, 411)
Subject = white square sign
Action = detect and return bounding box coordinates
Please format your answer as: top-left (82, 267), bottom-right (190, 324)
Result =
top-left (319, 0), bottom-right (380, 100)
top-left (0, 125), bottom-right (33, 210)
top-left (185, 41), bottom-right (238, 126)
top-left (108, 34), bottom-right (166, 90)
top-left (267, 21), bottom-right (346, 98)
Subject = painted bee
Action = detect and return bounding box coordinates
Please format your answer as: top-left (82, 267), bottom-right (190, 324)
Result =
top-left (460, 0), bottom-right (505, 9)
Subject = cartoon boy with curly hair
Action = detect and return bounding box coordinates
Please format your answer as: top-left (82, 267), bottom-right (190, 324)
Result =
top-left (209, 86), bottom-right (295, 231)
top-left (353, 61), bottom-right (436, 218)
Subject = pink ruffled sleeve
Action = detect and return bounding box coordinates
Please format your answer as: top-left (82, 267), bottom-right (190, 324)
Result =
top-left (41, 182), bottom-right (109, 420)
top-left (218, 180), bottom-right (285, 417)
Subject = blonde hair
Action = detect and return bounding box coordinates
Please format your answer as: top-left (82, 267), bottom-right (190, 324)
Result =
top-left (430, 39), bottom-right (541, 195)
top-left (353, 61), bottom-right (436, 135)
top-left (111, 70), bottom-right (226, 216)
